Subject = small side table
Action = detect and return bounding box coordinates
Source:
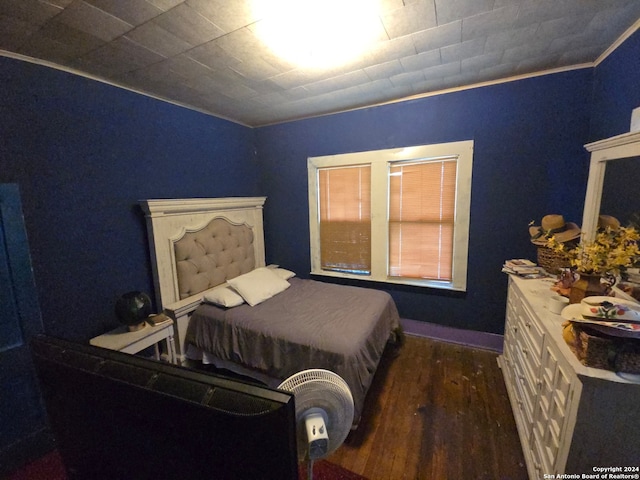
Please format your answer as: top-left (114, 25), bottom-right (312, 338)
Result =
top-left (90, 320), bottom-right (177, 364)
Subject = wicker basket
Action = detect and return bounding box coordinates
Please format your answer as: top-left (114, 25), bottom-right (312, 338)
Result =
top-left (536, 245), bottom-right (572, 274)
top-left (562, 322), bottom-right (640, 374)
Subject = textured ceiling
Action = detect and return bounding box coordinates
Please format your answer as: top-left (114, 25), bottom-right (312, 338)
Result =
top-left (1, 0), bottom-right (639, 127)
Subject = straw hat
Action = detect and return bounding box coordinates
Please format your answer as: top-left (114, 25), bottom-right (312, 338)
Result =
top-left (529, 214), bottom-right (581, 246)
top-left (598, 215), bottom-right (620, 230)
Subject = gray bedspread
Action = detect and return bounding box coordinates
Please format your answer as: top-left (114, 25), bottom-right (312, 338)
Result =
top-left (186, 277), bottom-right (401, 425)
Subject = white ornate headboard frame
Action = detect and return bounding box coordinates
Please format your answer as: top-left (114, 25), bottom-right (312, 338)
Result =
top-left (139, 197), bottom-right (267, 361)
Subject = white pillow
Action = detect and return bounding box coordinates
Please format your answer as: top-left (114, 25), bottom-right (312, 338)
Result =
top-left (271, 267), bottom-right (296, 280)
top-left (227, 267), bottom-right (290, 306)
top-left (203, 286), bottom-right (245, 308)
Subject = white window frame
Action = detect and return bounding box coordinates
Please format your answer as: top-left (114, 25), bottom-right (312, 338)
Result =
top-left (308, 140), bottom-right (473, 291)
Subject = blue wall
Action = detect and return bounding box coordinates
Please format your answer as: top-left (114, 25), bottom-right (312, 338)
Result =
top-left (590, 29), bottom-right (640, 141)
top-left (590, 30), bottom-right (640, 226)
top-left (255, 71), bottom-right (593, 334)
top-left (0, 56), bottom-right (258, 341)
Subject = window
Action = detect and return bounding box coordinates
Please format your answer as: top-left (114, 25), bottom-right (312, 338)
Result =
top-left (319, 165), bottom-right (371, 274)
top-left (308, 141), bottom-right (473, 291)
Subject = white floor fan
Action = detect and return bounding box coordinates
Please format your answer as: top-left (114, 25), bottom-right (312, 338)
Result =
top-left (278, 369), bottom-right (354, 480)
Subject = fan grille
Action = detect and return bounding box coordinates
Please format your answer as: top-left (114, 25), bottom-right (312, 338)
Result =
top-left (279, 369), bottom-right (354, 461)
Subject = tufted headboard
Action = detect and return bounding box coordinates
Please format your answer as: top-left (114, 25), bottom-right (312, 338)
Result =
top-left (140, 197), bottom-right (266, 310)
top-left (174, 218), bottom-right (255, 300)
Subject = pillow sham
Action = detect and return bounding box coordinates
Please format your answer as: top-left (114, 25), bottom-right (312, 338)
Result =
top-left (271, 267), bottom-right (296, 280)
top-left (227, 267), bottom-right (290, 306)
top-left (203, 285), bottom-right (245, 308)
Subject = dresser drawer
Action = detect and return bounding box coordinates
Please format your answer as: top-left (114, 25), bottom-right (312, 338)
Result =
top-left (538, 342), bottom-right (574, 470)
top-left (518, 298), bottom-right (545, 358)
top-left (513, 348), bottom-right (535, 435)
top-left (503, 322), bottom-right (519, 365)
top-left (517, 319), bottom-right (542, 369)
top-left (532, 421), bottom-right (553, 474)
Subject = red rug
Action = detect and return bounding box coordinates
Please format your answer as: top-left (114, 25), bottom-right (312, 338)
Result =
top-left (7, 451), bottom-right (66, 480)
top-left (7, 451), bottom-right (367, 480)
top-left (304, 460), bottom-right (368, 480)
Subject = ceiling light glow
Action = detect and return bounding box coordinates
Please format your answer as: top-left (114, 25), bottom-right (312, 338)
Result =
top-left (254, 0), bottom-right (381, 69)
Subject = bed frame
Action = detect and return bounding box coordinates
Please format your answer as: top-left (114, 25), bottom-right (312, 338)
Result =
top-left (140, 197), bottom-right (267, 362)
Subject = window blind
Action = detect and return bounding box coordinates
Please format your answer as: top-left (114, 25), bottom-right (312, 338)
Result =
top-left (319, 165), bottom-right (371, 274)
top-left (388, 159), bottom-right (457, 280)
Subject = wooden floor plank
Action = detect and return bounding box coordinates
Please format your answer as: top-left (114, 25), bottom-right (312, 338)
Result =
top-left (326, 335), bottom-right (528, 480)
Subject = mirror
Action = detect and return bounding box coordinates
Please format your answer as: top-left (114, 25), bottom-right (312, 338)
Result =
top-left (582, 131), bottom-right (640, 241)
top-left (600, 155), bottom-right (640, 227)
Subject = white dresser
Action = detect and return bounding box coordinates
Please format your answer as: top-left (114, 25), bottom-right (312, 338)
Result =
top-left (499, 276), bottom-right (640, 479)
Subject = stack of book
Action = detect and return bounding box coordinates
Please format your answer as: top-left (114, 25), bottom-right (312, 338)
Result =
top-left (502, 259), bottom-right (546, 278)
top-left (147, 313), bottom-right (173, 326)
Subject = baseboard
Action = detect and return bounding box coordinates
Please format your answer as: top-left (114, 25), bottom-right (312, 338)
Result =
top-left (401, 318), bottom-right (504, 352)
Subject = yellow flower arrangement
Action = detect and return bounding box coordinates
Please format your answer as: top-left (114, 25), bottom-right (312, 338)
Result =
top-left (547, 225), bottom-right (640, 275)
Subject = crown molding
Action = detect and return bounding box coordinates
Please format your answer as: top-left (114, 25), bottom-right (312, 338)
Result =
top-left (594, 18), bottom-right (640, 66)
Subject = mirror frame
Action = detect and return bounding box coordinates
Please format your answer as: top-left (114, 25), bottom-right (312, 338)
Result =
top-left (582, 131), bottom-right (640, 241)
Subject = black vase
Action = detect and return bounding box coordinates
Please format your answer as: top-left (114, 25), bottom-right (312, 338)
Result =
top-left (115, 291), bottom-right (152, 331)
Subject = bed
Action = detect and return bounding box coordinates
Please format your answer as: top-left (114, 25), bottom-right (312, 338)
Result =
top-left (140, 197), bottom-right (401, 426)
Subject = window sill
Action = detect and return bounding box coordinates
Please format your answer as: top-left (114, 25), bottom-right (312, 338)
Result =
top-left (310, 269), bottom-right (466, 292)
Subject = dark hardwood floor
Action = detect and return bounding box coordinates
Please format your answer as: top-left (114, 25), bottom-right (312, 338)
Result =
top-left (327, 335), bottom-right (528, 480)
